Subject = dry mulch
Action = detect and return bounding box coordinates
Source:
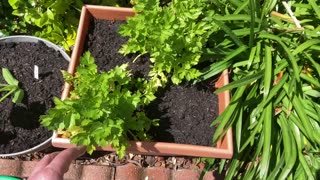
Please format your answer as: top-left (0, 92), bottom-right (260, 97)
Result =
top-left (1, 147), bottom-right (204, 171)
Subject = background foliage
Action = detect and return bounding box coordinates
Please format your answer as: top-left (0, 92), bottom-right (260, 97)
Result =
top-left (198, 0), bottom-right (320, 179)
top-left (0, 0), bottom-right (132, 51)
top-left (0, 0), bottom-right (171, 51)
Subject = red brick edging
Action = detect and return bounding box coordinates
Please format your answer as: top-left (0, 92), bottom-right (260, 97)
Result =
top-left (0, 159), bottom-right (220, 180)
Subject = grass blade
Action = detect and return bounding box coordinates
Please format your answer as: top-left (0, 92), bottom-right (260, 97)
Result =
top-left (212, 18), bottom-right (245, 47)
top-left (259, 32), bottom-right (301, 82)
top-left (252, 73), bottom-right (288, 119)
top-left (249, 0), bottom-right (256, 48)
top-left (288, 121), bottom-right (315, 179)
top-left (214, 14), bottom-right (261, 23)
top-left (235, 105), bottom-right (243, 151)
top-left (239, 115), bottom-right (264, 152)
top-left (259, 102), bottom-right (272, 178)
top-left (267, 154), bottom-right (285, 179)
top-left (263, 42), bottom-right (272, 97)
top-left (215, 70), bottom-right (263, 93)
top-left (212, 86), bottom-right (246, 142)
top-left (233, 0), bottom-right (249, 14)
top-left (247, 44), bottom-right (257, 69)
top-left (261, 0), bottom-right (278, 18)
top-left (292, 39), bottom-right (320, 55)
top-left (307, 0), bottom-right (320, 18)
top-left (300, 73), bottom-right (320, 88)
top-left (199, 60), bottom-right (233, 81)
top-left (200, 45), bottom-right (247, 81)
top-left (283, 83), bottom-right (320, 143)
top-left (278, 113), bottom-right (297, 180)
top-left (303, 53), bottom-right (320, 77)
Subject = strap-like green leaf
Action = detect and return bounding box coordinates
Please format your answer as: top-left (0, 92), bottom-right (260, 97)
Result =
top-left (278, 113), bottom-right (297, 180)
top-left (215, 70), bottom-right (263, 93)
top-left (259, 102), bottom-right (272, 178)
top-left (2, 68), bottom-right (18, 86)
top-left (259, 32), bottom-right (301, 82)
top-left (200, 45), bottom-right (247, 81)
top-left (308, 0), bottom-right (320, 19)
top-left (12, 89), bottom-right (24, 103)
top-left (292, 39), bottom-right (320, 55)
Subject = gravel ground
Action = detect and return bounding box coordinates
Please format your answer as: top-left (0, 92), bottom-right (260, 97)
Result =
top-left (0, 146), bottom-right (203, 171)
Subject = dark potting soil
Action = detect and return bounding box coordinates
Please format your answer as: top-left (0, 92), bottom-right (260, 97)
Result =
top-left (0, 41), bottom-right (68, 154)
top-left (84, 19), bottom-right (151, 79)
top-left (145, 81), bottom-right (219, 146)
top-left (84, 18), bottom-right (219, 146)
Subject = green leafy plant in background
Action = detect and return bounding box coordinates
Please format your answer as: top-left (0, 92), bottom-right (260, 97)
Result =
top-left (194, 0), bottom-right (320, 179)
top-left (89, 0), bottom-right (131, 6)
top-left (7, 0), bottom-right (84, 51)
top-left (40, 52), bottom-right (158, 158)
top-left (0, 68), bottom-right (24, 103)
top-left (119, 0), bottom-right (215, 86)
top-left (4, 0), bottom-right (132, 51)
top-left (1, 0), bottom-right (172, 51)
top-left (0, 1), bottom-right (26, 36)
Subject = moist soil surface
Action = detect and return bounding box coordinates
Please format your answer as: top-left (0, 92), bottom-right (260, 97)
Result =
top-left (84, 19), bottom-right (150, 79)
top-left (145, 82), bottom-right (218, 146)
top-left (0, 41), bottom-right (68, 154)
top-left (84, 19), bottom-right (219, 146)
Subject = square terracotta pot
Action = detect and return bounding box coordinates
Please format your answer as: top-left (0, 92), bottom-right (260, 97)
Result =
top-left (54, 5), bottom-right (233, 159)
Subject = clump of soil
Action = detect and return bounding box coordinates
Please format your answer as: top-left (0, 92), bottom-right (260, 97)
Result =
top-left (0, 41), bottom-right (68, 154)
top-left (84, 19), bottom-right (150, 79)
top-left (84, 19), bottom-right (219, 146)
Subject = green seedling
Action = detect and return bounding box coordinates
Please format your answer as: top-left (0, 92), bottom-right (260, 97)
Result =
top-left (0, 68), bottom-right (24, 103)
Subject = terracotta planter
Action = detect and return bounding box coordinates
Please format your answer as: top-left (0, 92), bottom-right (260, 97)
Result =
top-left (53, 5), bottom-right (233, 159)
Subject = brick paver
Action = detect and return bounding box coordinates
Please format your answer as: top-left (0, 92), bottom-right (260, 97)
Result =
top-left (0, 159), bottom-right (21, 176)
top-left (203, 171), bottom-right (225, 180)
top-left (64, 163), bottom-right (82, 180)
top-left (172, 169), bottom-right (201, 180)
top-left (81, 165), bottom-right (114, 180)
top-left (20, 161), bottom-right (38, 177)
top-left (143, 167), bottom-right (171, 180)
top-left (115, 163), bottom-right (142, 180)
top-left (0, 158), bottom-right (220, 180)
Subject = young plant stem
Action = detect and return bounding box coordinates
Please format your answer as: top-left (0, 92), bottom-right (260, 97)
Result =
top-left (0, 88), bottom-right (16, 102)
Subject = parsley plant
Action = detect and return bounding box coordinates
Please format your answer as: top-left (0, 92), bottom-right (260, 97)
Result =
top-left (41, 52), bottom-right (158, 158)
top-left (119, 0), bottom-right (215, 85)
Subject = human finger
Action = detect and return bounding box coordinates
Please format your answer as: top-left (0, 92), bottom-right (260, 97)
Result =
top-left (31, 152), bottom-right (59, 175)
top-left (46, 146), bottom-right (86, 175)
